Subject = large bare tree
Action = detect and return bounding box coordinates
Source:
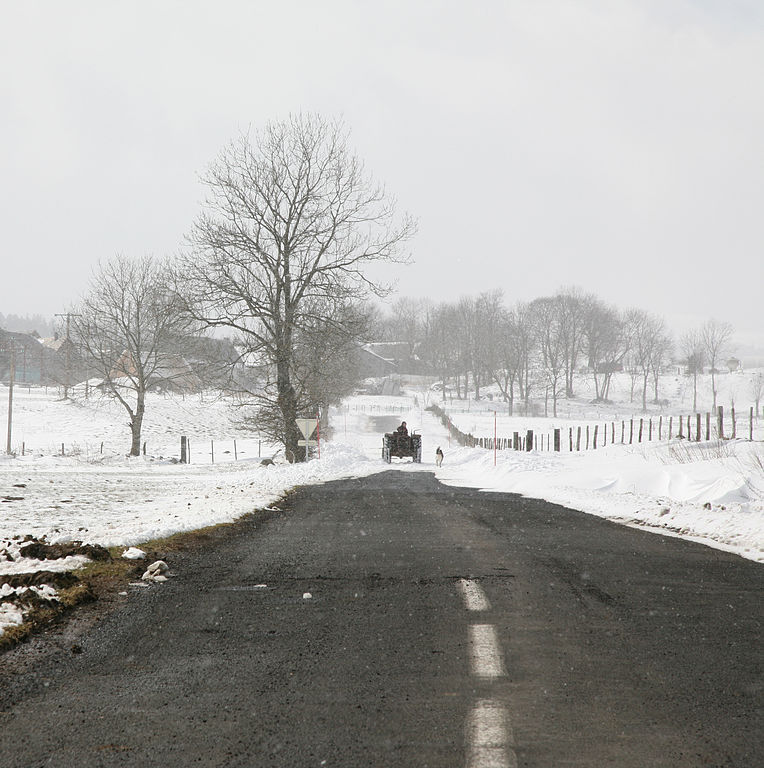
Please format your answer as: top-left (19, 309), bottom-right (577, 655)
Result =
top-left (71, 254), bottom-right (193, 456)
top-left (178, 114), bottom-right (415, 460)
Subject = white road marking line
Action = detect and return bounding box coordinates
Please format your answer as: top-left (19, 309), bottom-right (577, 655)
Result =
top-left (458, 578), bottom-right (491, 611)
top-left (466, 700), bottom-right (518, 768)
top-left (468, 624), bottom-right (507, 679)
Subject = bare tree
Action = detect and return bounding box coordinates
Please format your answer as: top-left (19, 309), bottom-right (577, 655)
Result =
top-left (680, 329), bottom-right (705, 411)
top-left (583, 297), bottom-right (629, 402)
top-left (531, 296), bottom-right (566, 416)
top-left (701, 319), bottom-right (734, 411)
top-left (555, 287), bottom-right (587, 397)
top-left (627, 310), bottom-right (669, 411)
top-left (71, 254), bottom-right (193, 456)
top-left (178, 114), bottom-right (415, 460)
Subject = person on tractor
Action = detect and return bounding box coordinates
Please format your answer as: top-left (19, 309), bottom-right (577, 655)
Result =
top-left (396, 421), bottom-right (408, 436)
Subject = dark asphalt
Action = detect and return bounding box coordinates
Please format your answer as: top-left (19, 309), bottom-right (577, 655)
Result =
top-left (0, 471), bottom-right (761, 767)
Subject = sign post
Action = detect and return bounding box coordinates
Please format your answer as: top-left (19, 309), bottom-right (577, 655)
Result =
top-left (295, 418), bottom-right (319, 460)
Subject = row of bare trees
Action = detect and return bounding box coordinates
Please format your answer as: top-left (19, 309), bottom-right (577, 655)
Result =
top-left (69, 114), bottom-right (415, 458)
top-left (376, 291), bottom-right (735, 418)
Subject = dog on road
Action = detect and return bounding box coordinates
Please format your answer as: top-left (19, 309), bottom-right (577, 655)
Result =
top-left (435, 446), bottom-right (444, 467)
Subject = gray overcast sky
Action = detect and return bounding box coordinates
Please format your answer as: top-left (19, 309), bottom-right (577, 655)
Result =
top-left (1, 0), bottom-right (762, 342)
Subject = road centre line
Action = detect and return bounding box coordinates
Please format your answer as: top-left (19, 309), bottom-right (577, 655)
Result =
top-left (458, 579), bottom-right (491, 611)
top-left (468, 624), bottom-right (507, 679)
top-left (466, 699), bottom-right (517, 768)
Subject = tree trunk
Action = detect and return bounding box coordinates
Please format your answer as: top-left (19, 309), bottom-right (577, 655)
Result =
top-left (130, 389), bottom-right (145, 457)
top-left (692, 372), bottom-right (698, 411)
top-left (642, 374), bottom-right (648, 412)
top-left (276, 349), bottom-right (302, 462)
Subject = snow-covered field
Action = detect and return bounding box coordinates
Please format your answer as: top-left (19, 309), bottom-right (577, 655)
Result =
top-left (1, 376), bottom-right (762, 636)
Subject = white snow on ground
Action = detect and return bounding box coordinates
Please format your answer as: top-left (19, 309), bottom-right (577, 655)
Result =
top-left (1, 379), bottom-right (762, 636)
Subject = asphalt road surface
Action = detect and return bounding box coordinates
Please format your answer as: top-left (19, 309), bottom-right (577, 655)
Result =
top-left (1, 471), bottom-right (761, 767)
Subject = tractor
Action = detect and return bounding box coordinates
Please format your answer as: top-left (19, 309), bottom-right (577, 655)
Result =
top-left (382, 431), bottom-right (422, 463)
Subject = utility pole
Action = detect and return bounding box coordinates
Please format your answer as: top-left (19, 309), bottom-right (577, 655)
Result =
top-left (55, 312), bottom-right (81, 398)
top-left (6, 345), bottom-right (15, 455)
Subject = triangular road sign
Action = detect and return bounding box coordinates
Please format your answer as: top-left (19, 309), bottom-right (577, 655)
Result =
top-left (295, 418), bottom-right (317, 439)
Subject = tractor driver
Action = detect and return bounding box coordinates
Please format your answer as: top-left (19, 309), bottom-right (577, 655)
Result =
top-left (396, 421), bottom-right (408, 436)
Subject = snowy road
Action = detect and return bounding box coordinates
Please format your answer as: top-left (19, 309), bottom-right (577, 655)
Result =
top-left (1, 471), bottom-right (761, 767)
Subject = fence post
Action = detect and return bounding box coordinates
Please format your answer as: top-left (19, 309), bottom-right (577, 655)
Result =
top-left (639, 418), bottom-right (643, 443)
top-left (731, 407), bottom-right (736, 439)
top-left (696, 413), bottom-right (701, 442)
top-left (586, 425), bottom-right (590, 450)
top-left (593, 425), bottom-right (598, 449)
top-left (648, 419), bottom-right (652, 441)
top-left (513, 432), bottom-right (520, 451)
top-left (629, 418), bottom-right (634, 444)
top-left (668, 416), bottom-right (673, 440)
top-left (554, 429), bottom-right (561, 452)
top-left (750, 407), bottom-right (754, 441)
top-left (234, 439), bottom-right (238, 460)
top-left (569, 428), bottom-right (573, 451)
top-left (180, 436), bottom-right (187, 464)
top-left (659, 416), bottom-right (662, 441)
top-left (526, 430), bottom-right (533, 452)
top-left (706, 412), bottom-right (710, 441)
top-left (611, 422), bottom-right (615, 444)
top-left (576, 426), bottom-right (581, 451)
top-left (678, 416), bottom-right (683, 439)
top-left (718, 406), bottom-right (724, 439)
top-left (621, 421), bottom-right (625, 444)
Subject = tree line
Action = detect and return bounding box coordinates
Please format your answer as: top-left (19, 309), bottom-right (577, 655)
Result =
top-left (372, 291), bottom-right (736, 417)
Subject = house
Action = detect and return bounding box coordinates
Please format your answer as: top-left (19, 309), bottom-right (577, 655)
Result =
top-left (356, 344), bottom-right (398, 378)
top-left (0, 329), bottom-right (78, 385)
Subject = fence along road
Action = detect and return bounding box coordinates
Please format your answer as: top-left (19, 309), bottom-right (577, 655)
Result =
top-left (0, 471), bottom-right (761, 766)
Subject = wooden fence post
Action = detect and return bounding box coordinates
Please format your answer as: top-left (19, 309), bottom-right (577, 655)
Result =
top-left (621, 421), bottom-right (625, 444)
top-left (234, 439), bottom-right (238, 460)
top-left (586, 425), bottom-right (590, 450)
top-left (638, 418), bottom-right (643, 443)
top-left (717, 406), bottom-right (724, 439)
top-left (696, 413), bottom-right (701, 442)
top-left (731, 407), bottom-right (736, 439)
top-left (180, 436), bottom-right (187, 464)
top-left (629, 418), bottom-right (634, 444)
top-left (678, 416), bottom-right (683, 439)
top-left (569, 427), bottom-right (573, 452)
top-left (526, 430), bottom-right (533, 452)
top-left (750, 407), bottom-right (754, 441)
top-left (668, 416), bottom-right (673, 440)
top-left (554, 428), bottom-right (561, 452)
top-left (611, 422), bottom-right (615, 444)
top-left (593, 425), bottom-right (598, 449)
top-left (576, 426), bottom-right (581, 451)
top-left (513, 432), bottom-right (520, 451)
top-left (687, 415), bottom-right (691, 440)
top-left (706, 412), bottom-right (710, 441)
top-left (648, 419), bottom-right (652, 441)
top-left (658, 416), bottom-right (662, 441)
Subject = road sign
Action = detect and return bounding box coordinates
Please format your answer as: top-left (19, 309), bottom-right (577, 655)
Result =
top-left (297, 439), bottom-right (318, 447)
top-left (295, 418), bottom-right (317, 439)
